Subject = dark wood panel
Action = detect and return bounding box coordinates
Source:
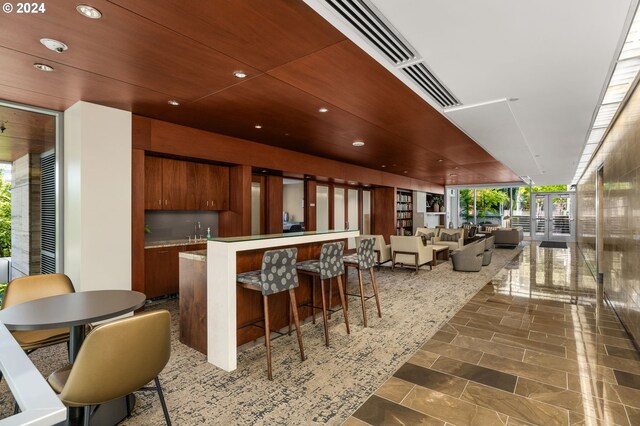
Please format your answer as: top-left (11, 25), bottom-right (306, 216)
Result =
top-left (219, 165), bottom-right (251, 237)
top-left (305, 180), bottom-right (317, 232)
top-left (162, 158), bottom-right (188, 210)
top-left (144, 156), bottom-right (163, 210)
top-left (132, 115), bottom-right (151, 150)
top-left (372, 187), bottom-right (397, 245)
top-left (266, 175), bottom-right (283, 234)
top-left (179, 257), bottom-right (207, 354)
top-left (132, 149), bottom-right (146, 294)
top-left (108, 0), bottom-right (345, 71)
top-left (208, 165), bottom-right (230, 210)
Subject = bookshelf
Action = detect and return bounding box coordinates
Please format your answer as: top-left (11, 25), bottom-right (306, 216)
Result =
top-left (396, 189), bottom-right (413, 235)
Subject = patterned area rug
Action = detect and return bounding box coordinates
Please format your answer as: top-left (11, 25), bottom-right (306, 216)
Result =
top-left (0, 244), bottom-right (525, 425)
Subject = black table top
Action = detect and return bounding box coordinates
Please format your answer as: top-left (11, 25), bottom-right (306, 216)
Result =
top-left (0, 290), bottom-right (146, 330)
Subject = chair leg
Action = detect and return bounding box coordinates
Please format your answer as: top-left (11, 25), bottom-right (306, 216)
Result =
top-left (155, 377), bottom-right (172, 426)
top-left (288, 289), bottom-right (305, 362)
top-left (319, 278), bottom-right (330, 347)
top-left (415, 253), bottom-right (419, 272)
top-left (369, 267), bottom-right (382, 318)
top-left (328, 278), bottom-right (333, 319)
top-left (392, 252), bottom-right (396, 271)
top-left (288, 292), bottom-right (292, 336)
top-left (311, 276), bottom-right (316, 324)
top-left (358, 269), bottom-right (367, 327)
top-left (263, 295), bottom-right (273, 380)
top-left (336, 275), bottom-right (350, 334)
top-left (344, 267), bottom-right (349, 310)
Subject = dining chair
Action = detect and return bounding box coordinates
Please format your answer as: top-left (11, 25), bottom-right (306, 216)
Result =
top-left (47, 310), bottom-right (172, 426)
top-left (2, 273), bottom-right (75, 354)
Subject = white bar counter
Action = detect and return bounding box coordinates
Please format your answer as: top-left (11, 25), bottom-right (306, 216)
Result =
top-left (206, 229), bottom-right (359, 371)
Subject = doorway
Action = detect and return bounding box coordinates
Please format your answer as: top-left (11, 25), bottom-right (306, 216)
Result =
top-left (531, 192), bottom-right (576, 242)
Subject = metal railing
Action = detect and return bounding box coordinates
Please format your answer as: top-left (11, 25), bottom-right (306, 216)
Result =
top-left (0, 322), bottom-right (66, 425)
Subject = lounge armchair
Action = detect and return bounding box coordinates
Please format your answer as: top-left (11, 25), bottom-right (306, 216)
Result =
top-left (356, 234), bottom-right (391, 266)
top-left (451, 240), bottom-right (485, 272)
top-left (482, 235), bottom-right (495, 266)
top-left (489, 227), bottom-right (523, 247)
top-left (390, 235), bottom-right (433, 271)
top-left (435, 228), bottom-right (465, 251)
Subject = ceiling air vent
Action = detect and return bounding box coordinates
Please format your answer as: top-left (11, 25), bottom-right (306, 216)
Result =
top-left (402, 63), bottom-right (461, 108)
top-left (324, 0), bottom-right (416, 65)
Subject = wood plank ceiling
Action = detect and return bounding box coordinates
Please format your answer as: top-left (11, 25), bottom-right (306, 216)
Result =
top-left (0, 106), bottom-right (55, 162)
top-left (0, 0), bottom-right (520, 185)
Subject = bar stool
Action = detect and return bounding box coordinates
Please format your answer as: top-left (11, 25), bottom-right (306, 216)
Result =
top-left (343, 237), bottom-right (382, 327)
top-left (236, 248), bottom-right (305, 381)
top-left (295, 242), bottom-right (350, 347)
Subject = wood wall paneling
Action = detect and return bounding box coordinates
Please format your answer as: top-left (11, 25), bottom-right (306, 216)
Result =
top-left (305, 180), bottom-right (317, 232)
top-left (219, 165), bottom-right (252, 237)
top-left (162, 158), bottom-right (188, 209)
top-left (372, 187), bottom-right (397, 244)
top-left (179, 257), bottom-right (207, 354)
top-left (131, 149), bottom-right (146, 294)
top-left (266, 175), bottom-right (284, 234)
top-left (144, 156), bottom-right (163, 210)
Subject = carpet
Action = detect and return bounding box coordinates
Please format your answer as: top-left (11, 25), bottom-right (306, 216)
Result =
top-left (0, 244), bottom-right (525, 425)
top-left (539, 241), bottom-right (568, 249)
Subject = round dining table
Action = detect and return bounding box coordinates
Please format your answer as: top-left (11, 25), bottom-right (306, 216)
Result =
top-left (0, 289), bottom-right (146, 425)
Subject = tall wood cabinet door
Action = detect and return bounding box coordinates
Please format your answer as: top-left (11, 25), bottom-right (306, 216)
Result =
top-left (144, 247), bottom-right (180, 298)
top-left (186, 162), bottom-right (207, 210)
top-left (208, 165), bottom-right (229, 210)
top-left (144, 156), bottom-right (163, 210)
top-left (162, 158), bottom-right (188, 209)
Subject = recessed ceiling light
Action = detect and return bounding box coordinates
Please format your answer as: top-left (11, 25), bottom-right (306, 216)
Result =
top-left (349, 181), bottom-right (356, 184)
top-left (449, 173), bottom-right (457, 177)
top-left (454, 166), bottom-right (459, 170)
top-left (254, 124), bottom-right (262, 129)
top-left (352, 141), bottom-right (365, 147)
top-left (233, 70), bottom-right (247, 79)
top-left (318, 107), bottom-right (329, 113)
top-left (403, 170), bottom-right (408, 174)
top-left (437, 159), bottom-right (443, 162)
top-left (33, 63), bottom-right (54, 72)
top-left (167, 100), bottom-right (180, 106)
top-left (76, 4), bottom-right (102, 19)
top-left (381, 165), bottom-right (386, 168)
top-left (40, 38), bottom-right (68, 53)
top-left (261, 169), bottom-right (267, 173)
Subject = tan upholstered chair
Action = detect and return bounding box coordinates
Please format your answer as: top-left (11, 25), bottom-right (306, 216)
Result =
top-left (390, 236), bottom-right (434, 271)
top-left (356, 235), bottom-right (391, 265)
top-left (435, 229), bottom-right (465, 251)
top-left (2, 274), bottom-right (75, 353)
top-left (48, 310), bottom-right (172, 425)
top-left (483, 236), bottom-right (495, 266)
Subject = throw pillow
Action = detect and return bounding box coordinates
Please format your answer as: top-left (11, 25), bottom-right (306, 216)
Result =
top-left (417, 231), bottom-right (434, 246)
top-left (441, 232), bottom-right (459, 242)
top-left (468, 226), bottom-right (477, 238)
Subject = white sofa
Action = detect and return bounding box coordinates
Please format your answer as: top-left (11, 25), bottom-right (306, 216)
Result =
top-left (390, 235), bottom-right (434, 271)
top-left (355, 235), bottom-right (391, 265)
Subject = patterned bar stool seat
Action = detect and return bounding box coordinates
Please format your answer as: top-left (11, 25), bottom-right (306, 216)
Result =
top-left (236, 248), bottom-right (305, 380)
top-left (343, 237), bottom-right (382, 327)
top-left (295, 242), bottom-right (350, 347)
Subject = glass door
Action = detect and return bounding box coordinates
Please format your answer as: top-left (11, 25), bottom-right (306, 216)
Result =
top-left (532, 193), bottom-right (575, 241)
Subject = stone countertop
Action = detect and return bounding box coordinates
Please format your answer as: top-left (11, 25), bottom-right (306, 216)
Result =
top-left (179, 249), bottom-right (207, 262)
top-left (145, 239), bottom-right (208, 249)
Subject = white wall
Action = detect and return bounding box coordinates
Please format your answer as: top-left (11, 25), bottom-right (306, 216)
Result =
top-left (64, 102), bottom-right (132, 291)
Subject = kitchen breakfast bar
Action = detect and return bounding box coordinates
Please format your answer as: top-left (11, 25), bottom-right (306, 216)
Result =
top-left (178, 230), bottom-right (359, 372)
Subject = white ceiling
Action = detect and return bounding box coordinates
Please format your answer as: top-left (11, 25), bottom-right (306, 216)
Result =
top-left (305, 0), bottom-right (637, 185)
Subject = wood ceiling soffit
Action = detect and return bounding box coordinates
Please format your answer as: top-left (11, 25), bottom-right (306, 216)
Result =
top-left (107, 0), bottom-right (346, 71)
top-left (0, 0), bottom-right (261, 101)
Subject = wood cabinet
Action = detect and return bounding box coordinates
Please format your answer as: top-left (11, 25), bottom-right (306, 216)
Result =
top-left (145, 156), bottom-right (229, 211)
top-left (186, 163), bottom-right (229, 210)
top-left (144, 243), bottom-right (206, 299)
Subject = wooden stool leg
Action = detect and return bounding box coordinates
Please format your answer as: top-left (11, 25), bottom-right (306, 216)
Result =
top-left (320, 278), bottom-right (330, 347)
top-left (344, 267), bottom-right (349, 310)
top-left (369, 267), bottom-right (382, 318)
top-left (288, 293), bottom-right (292, 336)
top-left (336, 275), bottom-right (350, 334)
top-left (263, 295), bottom-right (273, 380)
top-left (289, 289), bottom-right (305, 361)
top-left (358, 269), bottom-right (367, 327)
top-left (311, 276), bottom-right (316, 324)
top-left (328, 278), bottom-right (333, 319)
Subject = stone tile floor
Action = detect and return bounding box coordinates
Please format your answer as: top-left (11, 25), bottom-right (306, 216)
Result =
top-left (344, 243), bottom-right (640, 426)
